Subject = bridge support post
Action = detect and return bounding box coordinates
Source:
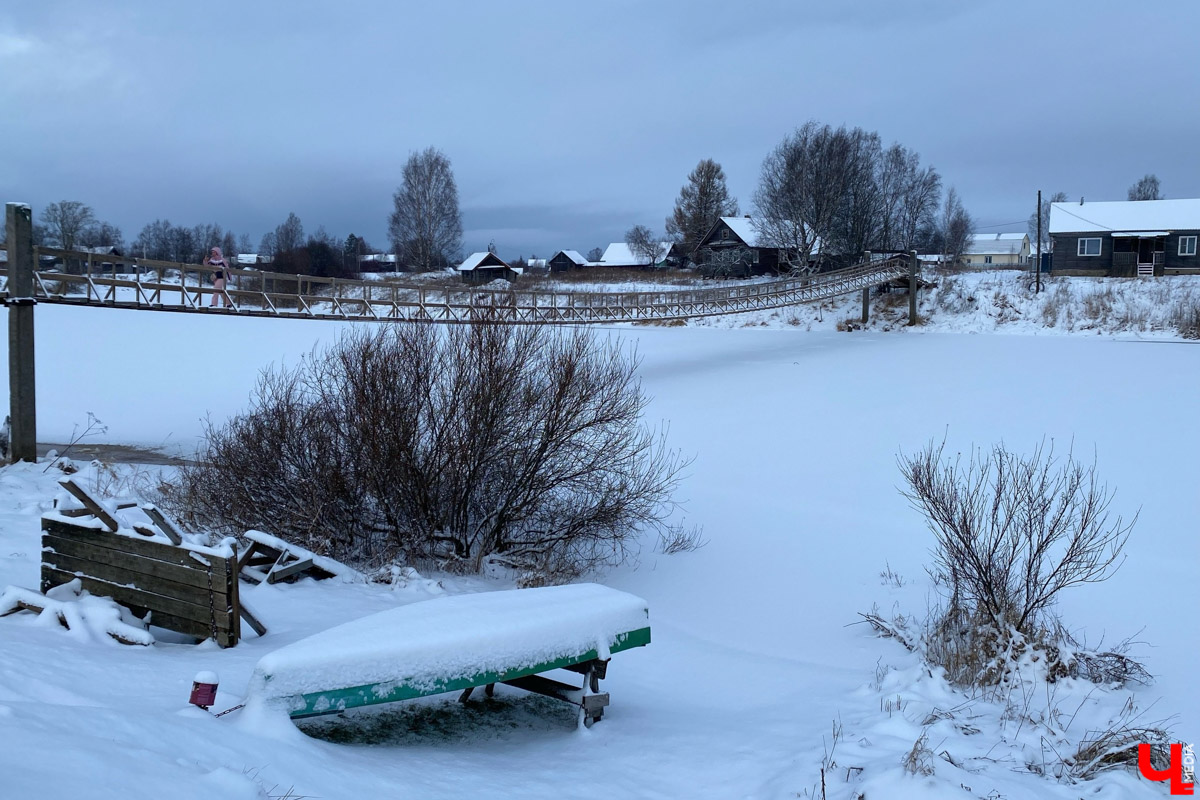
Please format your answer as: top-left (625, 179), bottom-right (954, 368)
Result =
top-left (907, 249), bottom-right (919, 326)
top-left (861, 251), bottom-right (871, 324)
top-left (6, 202), bottom-right (37, 463)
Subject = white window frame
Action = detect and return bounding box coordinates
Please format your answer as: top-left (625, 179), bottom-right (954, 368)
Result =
top-left (1078, 237), bottom-right (1102, 257)
top-left (1180, 235), bottom-right (1198, 257)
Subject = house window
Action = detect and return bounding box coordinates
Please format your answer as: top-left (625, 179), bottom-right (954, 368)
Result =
top-left (984, 255), bottom-right (993, 264)
top-left (1180, 235), bottom-right (1198, 257)
top-left (1077, 237), bottom-right (1101, 257)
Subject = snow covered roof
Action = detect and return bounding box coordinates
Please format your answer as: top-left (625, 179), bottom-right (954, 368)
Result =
top-left (711, 216), bottom-right (821, 253)
top-left (965, 233), bottom-right (1027, 255)
top-left (553, 250), bottom-right (589, 266)
top-left (1049, 199), bottom-right (1200, 234)
top-left (720, 216), bottom-right (768, 248)
top-left (599, 241), bottom-right (672, 266)
top-left (359, 253), bottom-right (397, 263)
top-left (236, 254), bottom-right (261, 265)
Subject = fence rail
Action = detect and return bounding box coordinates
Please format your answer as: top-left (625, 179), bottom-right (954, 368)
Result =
top-left (3, 247), bottom-right (911, 324)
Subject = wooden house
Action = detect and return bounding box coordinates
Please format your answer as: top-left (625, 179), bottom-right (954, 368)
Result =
top-left (1049, 199), bottom-right (1200, 277)
top-left (694, 216), bottom-right (792, 277)
top-left (963, 233), bottom-right (1029, 267)
top-left (458, 252), bottom-right (523, 285)
top-left (596, 241), bottom-right (681, 269)
top-left (548, 250), bottom-right (590, 273)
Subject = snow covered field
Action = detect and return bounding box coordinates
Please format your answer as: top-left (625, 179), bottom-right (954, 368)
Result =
top-left (0, 283), bottom-right (1196, 798)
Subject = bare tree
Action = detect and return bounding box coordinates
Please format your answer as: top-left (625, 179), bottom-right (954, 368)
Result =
top-left (1029, 191), bottom-right (1069, 253)
top-left (1127, 174), bottom-right (1162, 201)
top-left (940, 187), bottom-right (973, 266)
top-left (273, 212), bottom-right (305, 255)
top-left (899, 439), bottom-right (1134, 637)
top-left (135, 219), bottom-right (174, 260)
top-left (625, 225), bottom-right (662, 266)
top-left (388, 147), bottom-right (463, 271)
top-left (78, 221), bottom-right (125, 251)
top-left (697, 245), bottom-right (754, 279)
top-left (236, 233), bottom-right (254, 256)
top-left (754, 122), bottom-right (859, 273)
top-left (665, 158), bottom-right (739, 259)
top-left (40, 201), bottom-right (97, 251)
top-left (259, 231), bottom-right (278, 259)
top-left (163, 322), bottom-right (689, 584)
top-left (829, 129), bottom-right (884, 260)
top-left (586, 246), bottom-right (604, 263)
top-left (896, 162), bottom-right (941, 252)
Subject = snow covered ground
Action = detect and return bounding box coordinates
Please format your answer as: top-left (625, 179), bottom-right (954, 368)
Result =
top-left (0, 277), bottom-right (1196, 798)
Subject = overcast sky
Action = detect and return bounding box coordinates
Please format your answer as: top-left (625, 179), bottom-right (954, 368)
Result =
top-left (3, 0), bottom-right (1199, 260)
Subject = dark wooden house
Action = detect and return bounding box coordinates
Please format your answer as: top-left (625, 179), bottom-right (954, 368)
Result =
top-left (549, 250), bottom-right (590, 273)
top-left (694, 216), bottom-right (787, 277)
top-left (1048, 199), bottom-right (1200, 277)
top-left (459, 252), bottom-right (523, 285)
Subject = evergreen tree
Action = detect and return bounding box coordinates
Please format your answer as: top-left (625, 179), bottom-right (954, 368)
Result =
top-left (665, 159), bottom-right (738, 259)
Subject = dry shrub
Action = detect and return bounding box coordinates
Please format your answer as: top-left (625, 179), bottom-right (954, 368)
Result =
top-left (1070, 725), bottom-right (1173, 780)
top-left (162, 321), bottom-right (689, 583)
top-left (1081, 286), bottom-right (1115, 322)
top-left (902, 732), bottom-right (935, 776)
top-left (1170, 295), bottom-right (1200, 338)
top-left (897, 439), bottom-right (1138, 688)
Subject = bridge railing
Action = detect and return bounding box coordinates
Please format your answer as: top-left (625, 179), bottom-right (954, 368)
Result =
top-left (3, 248), bottom-right (910, 323)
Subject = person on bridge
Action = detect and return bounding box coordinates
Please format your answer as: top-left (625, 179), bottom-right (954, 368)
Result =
top-left (204, 246), bottom-right (231, 308)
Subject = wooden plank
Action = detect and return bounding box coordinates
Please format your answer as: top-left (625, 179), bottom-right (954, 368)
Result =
top-left (40, 519), bottom-right (229, 575)
top-left (43, 533), bottom-right (224, 592)
top-left (40, 566), bottom-right (236, 633)
top-left (140, 505), bottom-right (184, 545)
top-left (42, 551), bottom-right (228, 609)
top-left (143, 609), bottom-right (233, 646)
top-left (267, 557), bottom-right (314, 584)
top-left (58, 479), bottom-right (119, 531)
top-left (239, 599), bottom-right (267, 637)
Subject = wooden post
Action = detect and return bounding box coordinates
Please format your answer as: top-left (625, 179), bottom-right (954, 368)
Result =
top-left (1035, 189), bottom-right (1042, 294)
top-left (907, 249), bottom-right (919, 326)
top-left (6, 203), bottom-right (37, 462)
top-left (862, 251), bottom-right (871, 323)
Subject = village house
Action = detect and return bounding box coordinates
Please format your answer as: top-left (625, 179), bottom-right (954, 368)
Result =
top-left (596, 241), bottom-right (682, 269)
top-left (458, 251), bottom-right (523, 285)
top-left (963, 233), bottom-right (1029, 267)
top-left (1049, 198), bottom-right (1200, 277)
top-left (694, 216), bottom-right (810, 276)
top-left (548, 250), bottom-right (590, 273)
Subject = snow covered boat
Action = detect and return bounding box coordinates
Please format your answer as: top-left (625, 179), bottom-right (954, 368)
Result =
top-left (246, 583), bottom-right (651, 727)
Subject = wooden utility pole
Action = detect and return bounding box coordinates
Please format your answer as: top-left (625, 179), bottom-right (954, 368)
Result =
top-left (6, 202), bottom-right (37, 462)
top-left (861, 251), bottom-right (871, 323)
top-left (1036, 189), bottom-right (1043, 294)
top-left (907, 249), bottom-right (919, 325)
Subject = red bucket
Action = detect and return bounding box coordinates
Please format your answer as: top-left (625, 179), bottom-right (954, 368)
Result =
top-left (189, 671), bottom-right (219, 709)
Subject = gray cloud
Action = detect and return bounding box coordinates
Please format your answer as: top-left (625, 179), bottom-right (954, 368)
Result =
top-left (3, 0), bottom-right (1198, 259)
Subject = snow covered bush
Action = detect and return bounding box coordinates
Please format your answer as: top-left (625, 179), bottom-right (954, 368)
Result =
top-left (896, 440), bottom-right (1138, 688)
top-left (163, 321), bottom-right (688, 583)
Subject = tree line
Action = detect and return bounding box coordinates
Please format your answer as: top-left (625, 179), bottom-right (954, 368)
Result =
top-left (642, 121), bottom-right (970, 272)
top-left (8, 138), bottom-right (1168, 279)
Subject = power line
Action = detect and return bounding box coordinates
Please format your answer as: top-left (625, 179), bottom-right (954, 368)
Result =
top-left (974, 220), bottom-right (1028, 230)
top-left (1048, 204), bottom-right (1117, 232)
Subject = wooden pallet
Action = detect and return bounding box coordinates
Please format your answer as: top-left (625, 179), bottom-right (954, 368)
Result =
top-left (44, 479), bottom-right (265, 643)
top-left (237, 531), bottom-right (339, 585)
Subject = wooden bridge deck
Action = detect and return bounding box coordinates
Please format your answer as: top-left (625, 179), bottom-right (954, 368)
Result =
top-left (4, 247), bottom-right (910, 324)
